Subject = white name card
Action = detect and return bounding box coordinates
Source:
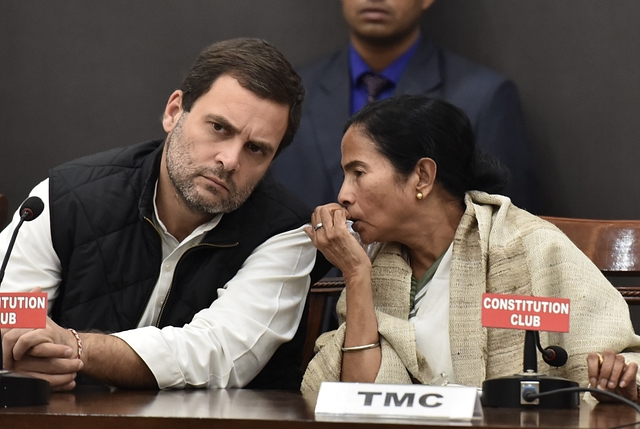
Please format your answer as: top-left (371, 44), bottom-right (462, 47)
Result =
top-left (315, 382), bottom-right (482, 421)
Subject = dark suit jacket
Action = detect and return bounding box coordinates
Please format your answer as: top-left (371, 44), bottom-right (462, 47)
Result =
top-left (271, 38), bottom-right (538, 212)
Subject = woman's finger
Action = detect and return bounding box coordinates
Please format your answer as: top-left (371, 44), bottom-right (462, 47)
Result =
top-left (619, 361), bottom-right (638, 389)
top-left (586, 352), bottom-right (601, 387)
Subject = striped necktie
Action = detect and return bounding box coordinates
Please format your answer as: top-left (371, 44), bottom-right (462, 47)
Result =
top-left (361, 72), bottom-right (392, 104)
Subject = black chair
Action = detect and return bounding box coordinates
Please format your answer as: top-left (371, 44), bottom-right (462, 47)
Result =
top-left (302, 277), bottom-right (345, 370)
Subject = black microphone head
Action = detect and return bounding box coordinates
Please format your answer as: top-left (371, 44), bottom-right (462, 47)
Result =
top-left (542, 345), bottom-right (568, 367)
top-left (19, 196), bottom-right (45, 222)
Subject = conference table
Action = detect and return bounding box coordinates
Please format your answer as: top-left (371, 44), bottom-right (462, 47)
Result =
top-left (0, 386), bottom-right (639, 429)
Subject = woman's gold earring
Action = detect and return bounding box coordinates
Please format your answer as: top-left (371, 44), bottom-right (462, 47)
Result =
top-left (416, 192), bottom-right (423, 200)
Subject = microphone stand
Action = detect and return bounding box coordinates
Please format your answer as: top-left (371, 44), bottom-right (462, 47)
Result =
top-left (481, 330), bottom-right (579, 409)
top-left (0, 198), bottom-right (51, 407)
top-left (0, 209), bottom-right (32, 283)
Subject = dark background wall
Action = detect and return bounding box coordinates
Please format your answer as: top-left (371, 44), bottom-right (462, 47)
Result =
top-left (1, 0), bottom-right (639, 220)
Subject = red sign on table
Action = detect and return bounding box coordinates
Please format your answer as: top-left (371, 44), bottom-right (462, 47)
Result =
top-left (0, 292), bottom-right (48, 329)
top-left (481, 293), bottom-right (570, 333)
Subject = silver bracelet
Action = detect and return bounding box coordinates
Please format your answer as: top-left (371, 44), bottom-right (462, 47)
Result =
top-left (341, 342), bottom-right (380, 352)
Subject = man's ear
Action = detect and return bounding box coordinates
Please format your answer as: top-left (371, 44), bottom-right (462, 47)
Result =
top-left (162, 90), bottom-right (184, 133)
top-left (422, 0), bottom-right (436, 12)
top-left (415, 157), bottom-right (437, 197)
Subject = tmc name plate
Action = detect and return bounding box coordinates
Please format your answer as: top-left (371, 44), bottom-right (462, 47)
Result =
top-left (315, 382), bottom-right (481, 420)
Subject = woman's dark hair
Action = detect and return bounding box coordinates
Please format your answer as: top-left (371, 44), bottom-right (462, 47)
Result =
top-left (180, 38), bottom-right (305, 156)
top-left (344, 95), bottom-right (509, 201)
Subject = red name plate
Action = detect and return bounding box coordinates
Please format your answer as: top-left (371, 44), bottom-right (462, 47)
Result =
top-left (0, 292), bottom-right (48, 329)
top-left (481, 293), bottom-right (570, 333)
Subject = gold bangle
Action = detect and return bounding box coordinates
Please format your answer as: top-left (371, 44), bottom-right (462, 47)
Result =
top-left (341, 342), bottom-right (380, 352)
top-left (68, 328), bottom-right (83, 359)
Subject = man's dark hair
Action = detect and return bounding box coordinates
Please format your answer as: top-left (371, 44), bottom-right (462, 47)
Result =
top-left (180, 38), bottom-right (304, 156)
top-left (345, 95), bottom-right (509, 202)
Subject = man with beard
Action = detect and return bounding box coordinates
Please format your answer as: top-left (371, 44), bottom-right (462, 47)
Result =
top-left (271, 0), bottom-right (539, 213)
top-left (0, 38), bottom-right (320, 391)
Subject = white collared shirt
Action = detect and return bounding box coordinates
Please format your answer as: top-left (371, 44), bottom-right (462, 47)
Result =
top-left (136, 182), bottom-right (223, 327)
top-left (0, 179), bottom-right (316, 388)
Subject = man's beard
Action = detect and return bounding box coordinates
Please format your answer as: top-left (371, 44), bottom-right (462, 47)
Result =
top-left (165, 115), bottom-right (257, 215)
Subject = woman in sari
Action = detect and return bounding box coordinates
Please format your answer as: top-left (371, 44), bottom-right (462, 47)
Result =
top-left (302, 95), bottom-right (640, 404)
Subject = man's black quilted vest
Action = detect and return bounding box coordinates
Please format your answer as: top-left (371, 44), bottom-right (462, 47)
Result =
top-left (48, 139), bottom-right (311, 389)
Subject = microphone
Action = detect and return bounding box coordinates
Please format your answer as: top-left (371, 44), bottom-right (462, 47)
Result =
top-left (530, 329), bottom-right (568, 367)
top-left (0, 195), bottom-right (50, 407)
top-left (0, 196), bottom-right (45, 285)
top-left (19, 196), bottom-right (45, 222)
top-left (541, 346), bottom-right (568, 367)
top-left (480, 293), bottom-right (579, 409)
top-left (482, 330), bottom-right (578, 409)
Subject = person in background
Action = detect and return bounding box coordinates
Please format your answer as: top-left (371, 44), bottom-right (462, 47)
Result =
top-left (0, 38), bottom-right (326, 391)
top-left (271, 0), bottom-right (538, 214)
top-left (301, 95), bottom-right (640, 405)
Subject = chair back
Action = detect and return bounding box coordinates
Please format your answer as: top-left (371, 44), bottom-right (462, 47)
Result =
top-left (540, 216), bottom-right (640, 303)
top-left (303, 277), bottom-right (345, 370)
top-left (0, 194), bottom-right (8, 229)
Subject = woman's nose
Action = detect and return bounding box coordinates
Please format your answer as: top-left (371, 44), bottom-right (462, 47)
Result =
top-left (337, 183), bottom-right (352, 206)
